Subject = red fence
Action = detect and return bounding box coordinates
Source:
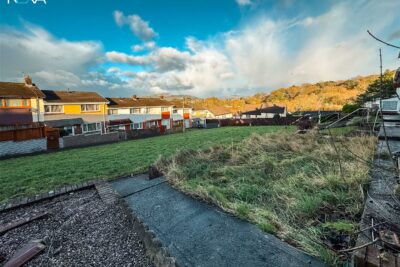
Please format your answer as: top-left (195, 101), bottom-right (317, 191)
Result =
top-left (0, 126), bottom-right (46, 142)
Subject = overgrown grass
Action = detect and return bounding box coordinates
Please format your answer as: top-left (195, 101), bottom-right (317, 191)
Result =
top-left (156, 131), bottom-right (376, 265)
top-left (0, 126), bottom-right (293, 203)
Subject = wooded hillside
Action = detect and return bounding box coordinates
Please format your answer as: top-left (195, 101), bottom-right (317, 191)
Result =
top-left (174, 71), bottom-right (394, 113)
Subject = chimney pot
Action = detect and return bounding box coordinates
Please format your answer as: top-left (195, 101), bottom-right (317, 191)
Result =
top-left (24, 75), bottom-right (33, 86)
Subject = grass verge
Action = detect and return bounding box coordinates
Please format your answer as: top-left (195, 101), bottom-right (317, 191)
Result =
top-left (0, 126), bottom-right (293, 203)
top-left (155, 131), bottom-right (376, 265)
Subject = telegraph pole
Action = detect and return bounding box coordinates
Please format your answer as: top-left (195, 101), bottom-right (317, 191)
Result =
top-left (182, 96), bottom-right (185, 133)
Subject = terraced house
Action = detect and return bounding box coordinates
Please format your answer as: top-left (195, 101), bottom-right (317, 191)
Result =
top-left (0, 76), bottom-right (48, 157)
top-left (42, 90), bottom-right (109, 136)
top-left (106, 96), bottom-right (174, 131)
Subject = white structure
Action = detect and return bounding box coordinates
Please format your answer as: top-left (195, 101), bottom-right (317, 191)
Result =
top-left (107, 97), bottom-right (174, 129)
top-left (206, 107), bottom-right (233, 119)
top-left (241, 105), bottom-right (287, 119)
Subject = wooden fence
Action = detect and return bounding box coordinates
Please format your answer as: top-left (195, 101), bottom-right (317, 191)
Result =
top-left (0, 127), bottom-right (46, 142)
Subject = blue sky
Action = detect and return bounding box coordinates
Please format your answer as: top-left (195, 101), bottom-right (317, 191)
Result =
top-left (0, 0), bottom-right (399, 97)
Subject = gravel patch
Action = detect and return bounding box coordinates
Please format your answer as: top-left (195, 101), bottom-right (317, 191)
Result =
top-left (0, 189), bottom-right (153, 267)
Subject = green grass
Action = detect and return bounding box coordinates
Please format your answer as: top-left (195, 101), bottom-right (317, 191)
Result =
top-left (0, 126), bottom-right (293, 203)
top-left (319, 126), bottom-right (356, 136)
top-left (156, 131), bottom-right (376, 265)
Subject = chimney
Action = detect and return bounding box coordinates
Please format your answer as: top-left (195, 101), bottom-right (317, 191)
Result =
top-left (24, 75), bottom-right (33, 86)
top-left (132, 95), bottom-right (137, 100)
top-left (160, 95), bottom-right (164, 99)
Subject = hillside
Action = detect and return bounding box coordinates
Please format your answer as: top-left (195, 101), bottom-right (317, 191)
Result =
top-left (171, 72), bottom-right (392, 114)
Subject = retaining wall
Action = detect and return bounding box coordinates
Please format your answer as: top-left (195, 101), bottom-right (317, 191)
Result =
top-left (0, 138), bottom-right (46, 157)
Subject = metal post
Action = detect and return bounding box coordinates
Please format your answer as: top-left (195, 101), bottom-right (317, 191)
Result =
top-left (182, 97), bottom-right (185, 133)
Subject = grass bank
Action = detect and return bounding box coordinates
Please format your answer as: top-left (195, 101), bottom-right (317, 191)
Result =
top-left (156, 131), bottom-right (376, 265)
top-left (0, 126), bottom-right (293, 203)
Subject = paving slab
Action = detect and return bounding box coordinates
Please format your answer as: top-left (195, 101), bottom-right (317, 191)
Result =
top-left (112, 175), bottom-right (325, 267)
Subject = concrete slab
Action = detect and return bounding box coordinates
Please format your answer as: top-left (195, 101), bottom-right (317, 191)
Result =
top-left (112, 175), bottom-right (325, 267)
top-left (112, 174), bottom-right (166, 197)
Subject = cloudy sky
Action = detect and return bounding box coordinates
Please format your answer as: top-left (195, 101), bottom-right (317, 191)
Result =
top-left (0, 0), bottom-right (399, 97)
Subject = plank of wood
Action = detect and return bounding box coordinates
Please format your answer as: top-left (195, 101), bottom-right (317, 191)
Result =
top-left (4, 240), bottom-right (45, 267)
top-left (0, 212), bottom-right (48, 236)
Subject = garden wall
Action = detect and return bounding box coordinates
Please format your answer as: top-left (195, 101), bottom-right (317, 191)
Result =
top-left (0, 138), bottom-right (46, 157)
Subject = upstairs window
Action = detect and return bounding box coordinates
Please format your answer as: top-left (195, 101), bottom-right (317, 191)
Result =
top-left (45, 105), bottom-right (63, 113)
top-left (81, 104), bottom-right (100, 112)
top-left (161, 107), bottom-right (169, 112)
top-left (3, 99), bottom-right (30, 107)
top-left (130, 108), bottom-right (140, 114)
top-left (143, 107), bottom-right (151, 114)
top-left (108, 109), bottom-right (118, 115)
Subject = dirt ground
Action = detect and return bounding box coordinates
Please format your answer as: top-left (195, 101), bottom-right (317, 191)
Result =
top-left (0, 189), bottom-right (153, 266)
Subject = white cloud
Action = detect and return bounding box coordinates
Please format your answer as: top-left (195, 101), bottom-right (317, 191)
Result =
top-left (113, 10), bottom-right (157, 41)
top-left (131, 41), bottom-right (156, 52)
top-left (236, 0), bottom-right (252, 6)
top-left (0, 23), bottom-right (136, 96)
top-left (106, 47), bottom-right (195, 72)
top-left (106, 0), bottom-right (400, 97)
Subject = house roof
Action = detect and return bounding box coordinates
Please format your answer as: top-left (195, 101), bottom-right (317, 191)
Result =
top-left (107, 97), bottom-right (173, 108)
top-left (192, 105), bottom-right (208, 111)
top-left (45, 118), bottom-right (84, 128)
top-left (109, 118), bottom-right (132, 126)
top-left (0, 82), bottom-right (45, 99)
top-left (242, 105), bottom-right (285, 115)
top-left (207, 106), bottom-right (232, 116)
top-left (42, 90), bottom-right (107, 103)
top-left (169, 100), bottom-right (193, 109)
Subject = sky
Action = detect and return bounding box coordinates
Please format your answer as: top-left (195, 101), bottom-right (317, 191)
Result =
top-left (0, 0), bottom-right (399, 97)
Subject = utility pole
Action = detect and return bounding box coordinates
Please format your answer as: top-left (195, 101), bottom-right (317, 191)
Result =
top-left (182, 96), bottom-right (185, 133)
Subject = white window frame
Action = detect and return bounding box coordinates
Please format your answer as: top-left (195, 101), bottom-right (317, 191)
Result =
top-left (44, 104), bottom-right (64, 114)
top-left (161, 107), bottom-right (169, 112)
top-left (82, 122), bottom-right (102, 133)
top-left (130, 108), bottom-right (141, 114)
top-left (108, 109), bottom-right (118, 115)
top-left (81, 104), bottom-right (100, 112)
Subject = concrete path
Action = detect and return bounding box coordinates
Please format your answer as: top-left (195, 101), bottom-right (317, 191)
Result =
top-left (112, 174), bottom-right (325, 267)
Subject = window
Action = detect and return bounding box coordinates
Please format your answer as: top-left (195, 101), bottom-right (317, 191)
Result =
top-left (108, 109), bottom-right (118, 115)
top-left (44, 105), bottom-right (63, 113)
top-left (81, 104), bottom-right (100, 112)
top-left (0, 100), bottom-right (4, 107)
top-left (130, 108), bottom-right (140, 114)
top-left (133, 123), bottom-right (141, 129)
top-left (22, 99), bottom-right (30, 107)
top-left (161, 107), bottom-right (169, 112)
top-left (173, 109), bottom-right (178, 114)
top-left (83, 123), bottom-right (101, 132)
top-left (382, 101), bottom-right (398, 111)
top-left (143, 107), bottom-right (151, 114)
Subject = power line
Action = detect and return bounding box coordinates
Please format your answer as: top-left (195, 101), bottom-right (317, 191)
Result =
top-left (367, 30), bottom-right (400, 50)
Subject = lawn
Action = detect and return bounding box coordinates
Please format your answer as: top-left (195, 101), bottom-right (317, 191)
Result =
top-left (156, 131), bottom-right (376, 265)
top-left (0, 126), bottom-right (293, 203)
